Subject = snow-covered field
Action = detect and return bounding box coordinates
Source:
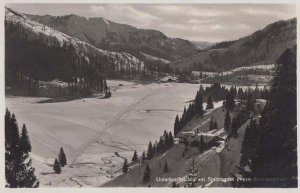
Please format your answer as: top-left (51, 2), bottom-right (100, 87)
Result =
top-left (6, 80), bottom-right (201, 187)
top-left (192, 64), bottom-right (275, 78)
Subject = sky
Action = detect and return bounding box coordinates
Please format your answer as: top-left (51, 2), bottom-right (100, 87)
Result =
top-left (6, 4), bottom-right (296, 42)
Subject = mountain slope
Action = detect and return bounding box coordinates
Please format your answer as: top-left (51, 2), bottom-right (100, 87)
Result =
top-left (172, 18), bottom-right (296, 71)
top-left (26, 13), bottom-right (199, 61)
top-left (5, 7), bottom-right (148, 97)
top-left (191, 41), bottom-right (215, 50)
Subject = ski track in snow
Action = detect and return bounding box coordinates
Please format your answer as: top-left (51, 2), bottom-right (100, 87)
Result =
top-left (68, 84), bottom-right (173, 165)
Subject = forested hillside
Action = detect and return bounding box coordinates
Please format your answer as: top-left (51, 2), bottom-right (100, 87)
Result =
top-left (172, 18), bottom-right (296, 72)
top-left (237, 46), bottom-right (297, 187)
top-left (5, 8), bottom-right (173, 97)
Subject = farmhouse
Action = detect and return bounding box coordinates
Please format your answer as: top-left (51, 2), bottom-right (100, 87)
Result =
top-left (177, 128), bottom-right (226, 147)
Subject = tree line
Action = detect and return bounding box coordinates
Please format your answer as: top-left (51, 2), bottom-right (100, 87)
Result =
top-left (174, 82), bottom-right (267, 137)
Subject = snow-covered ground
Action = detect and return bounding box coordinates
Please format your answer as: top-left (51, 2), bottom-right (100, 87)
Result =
top-left (192, 64), bottom-right (275, 78)
top-left (140, 52), bottom-right (170, 64)
top-left (218, 64), bottom-right (275, 76)
top-left (6, 80), bottom-right (201, 187)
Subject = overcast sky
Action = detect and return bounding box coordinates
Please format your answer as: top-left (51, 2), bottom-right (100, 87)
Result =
top-left (7, 4), bottom-right (296, 42)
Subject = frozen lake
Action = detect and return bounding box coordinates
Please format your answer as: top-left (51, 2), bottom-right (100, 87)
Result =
top-left (6, 80), bottom-right (201, 186)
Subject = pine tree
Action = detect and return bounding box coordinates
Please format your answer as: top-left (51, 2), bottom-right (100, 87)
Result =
top-left (225, 92), bottom-right (235, 110)
top-left (58, 147), bottom-right (67, 167)
top-left (143, 164), bottom-right (151, 184)
top-left (240, 119), bottom-right (258, 168)
top-left (199, 135), bottom-right (205, 153)
top-left (163, 161), bottom-right (169, 173)
top-left (174, 115), bottom-right (180, 136)
top-left (5, 110), bottom-right (39, 188)
top-left (206, 96), bottom-right (214, 110)
top-left (132, 150), bottom-right (138, 162)
top-left (246, 90), bottom-right (255, 112)
top-left (230, 118), bottom-right (239, 138)
top-left (141, 151), bottom-right (146, 164)
top-left (53, 159), bottom-right (61, 174)
top-left (13, 153), bottom-right (39, 187)
top-left (157, 137), bottom-right (165, 154)
top-left (164, 130), bottom-right (170, 147)
top-left (19, 124), bottom-right (31, 154)
top-left (152, 142), bottom-right (157, 156)
top-left (147, 141), bottom-right (153, 160)
top-left (224, 110), bottom-right (231, 133)
top-left (10, 114), bottom-right (20, 148)
top-left (5, 108), bottom-right (11, 147)
top-left (186, 156), bottom-right (199, 187)
top-left (168, 131), bottom-right (174, 146)
top-left (195, 92), bottom-right (203, 115)
top-left (122, 159), bottom-right (128, 174)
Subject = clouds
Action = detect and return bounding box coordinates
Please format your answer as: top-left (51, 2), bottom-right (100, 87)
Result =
top-left (90, 5), bottom-right (159, 27)
top-left (88, 4), bottom-right (296, 42)
top-left (7, 3), bottom-right (296, 42)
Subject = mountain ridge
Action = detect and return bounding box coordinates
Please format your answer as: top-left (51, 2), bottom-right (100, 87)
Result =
top-left (171, 17), bottom-right (296, 71)
top-left (25, 12), bottom-right (199, 61)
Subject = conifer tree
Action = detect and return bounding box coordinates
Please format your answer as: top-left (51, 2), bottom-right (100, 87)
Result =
top-left (206, 96), bottom-right (214, 110)
top-left (132, 150), bottom-right (138, 162)
top-left (152, 142), bottom-right (157, 156)
top-left (19, 124), bottom-right (32, 153)
top-left (53, 159), bottom-right (61, 174)
top-left (163, 130), bottom-right (169, 147)
top-left (195, 92), bottom-right (203, 115)
top-left (5, 108), bottom-right (11, 147)
top-left (58, 147), bottom-right (67, 167)
top-left (141, 151), bottom-right (146, 164)
top-left (224, 110), bottom-right (231, 133)
top-left (122, 159), bottom-right (128, 174)
top-left (168, 131), bottom-right (174, 146)
top-left (157, 137), bottom-right (165, 154)
top-left (147, 141), bottom-right (153, 160)
top-left (174, 115), bottom-right (180, 136)
top-left (15, 153), bottom-right (39, 187)
top-left (240, 119), bottom-right (258, 168)
top-left (163, 161), bottom-right (169, 173)
top-left (143, 164), bottom-right (151, 184)
top-left (225, 92), bottom-right (235, 110)
top-left (246, 90), bottom-right (255, 112)
top-left (230, 118), bottom-right (239, 138)
top-left (186, 156), bottom-right (199, 187)
top-left (10, 114), bottom-right (20, 148)
top-left (5, 110), bottom-right (39, 188)
top-left (199, 135), bottom-right (205, 153)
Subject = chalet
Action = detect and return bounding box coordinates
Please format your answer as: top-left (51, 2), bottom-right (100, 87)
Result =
top-left (177, 128), bottom-right (226, 148)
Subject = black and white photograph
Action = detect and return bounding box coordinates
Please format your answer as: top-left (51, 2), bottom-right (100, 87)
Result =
top-left (3, 1), bottom-right (298, 189)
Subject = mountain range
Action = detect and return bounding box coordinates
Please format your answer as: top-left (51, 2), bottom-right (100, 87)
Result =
top-left (5, 7), bottom-right (297, 80)
top-left (171, 18), bottom-right (296, 71)
top-left (26, 13), bottom-right (199, 61)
